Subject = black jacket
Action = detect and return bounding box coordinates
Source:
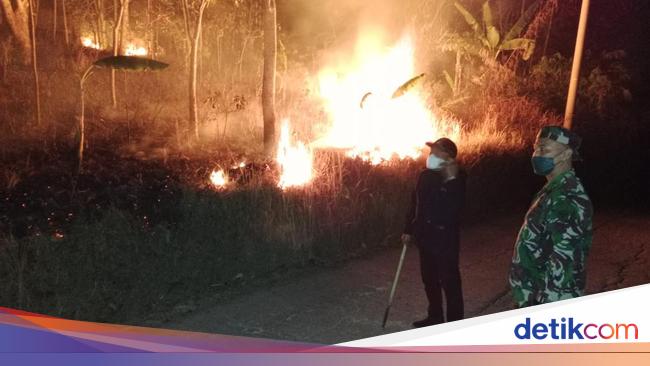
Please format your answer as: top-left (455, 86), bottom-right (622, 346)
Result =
top-left (404, 169), bottom-right (466, 252)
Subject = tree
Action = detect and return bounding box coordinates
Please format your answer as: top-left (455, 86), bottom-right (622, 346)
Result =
top-left (181, 0), bottom-right (210, 141)
top-left (450, 0), bottom-right (540, 61)
top-left (27, 0), bottom-right (40, 126)
top-left (0, 0), bottom-right (31, 64)
top-left (262, 0), bottom-right (276, 156)
top-left (111, 0), bottom-right (129, 107)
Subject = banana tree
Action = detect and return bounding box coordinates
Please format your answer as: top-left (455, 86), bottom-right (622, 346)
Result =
top-left (452, 0), bottom-right (540, 61)
top-left (78, 55), bottom-right (168, 173)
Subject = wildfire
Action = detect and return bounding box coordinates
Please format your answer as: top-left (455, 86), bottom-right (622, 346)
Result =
top-left (125, 43), bottom-right (147, 56)
top-left (315, 32), bottom-right (460, 164)
top-left (81, 36), bottom-right (101, 50)
top-left (209, 169), bottom-right (228, 189)
top-left (80, 36), bottom-right (147, 56)
top-left (277, 120), bottom-right (313, 190)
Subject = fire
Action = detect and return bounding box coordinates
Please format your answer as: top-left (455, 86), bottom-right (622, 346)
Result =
top-left (209, 169), bottom-right (228, 189)
top-left (80, 36), bottom-right (147, 56)
top-left (81, 36), bottom-right (101, 50)
top-left (315, 32), bottom-right (460, 164)
top-left (125, 43), bottom-right (147, 56)
top-left (276, 120), bottom-right (313, 190)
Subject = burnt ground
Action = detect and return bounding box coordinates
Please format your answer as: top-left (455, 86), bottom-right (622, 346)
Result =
top-left (159, 211), bottom-right (650, 344)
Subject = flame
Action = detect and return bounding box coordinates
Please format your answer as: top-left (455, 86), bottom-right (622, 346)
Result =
top-left (209, 169), bottom-right (228, 189)
top-left (315, 32), bottom-right (460, 164)
top-left (80, 36), bottom-right (147, 57)
top-left (125, 43), bottom-right (147, 56)
top-left (81, 36), bottom-right (101, 50)
top-left (277, 120), bottom-right (313, 190)
top-left (232, 161), bottom-right (246, 169)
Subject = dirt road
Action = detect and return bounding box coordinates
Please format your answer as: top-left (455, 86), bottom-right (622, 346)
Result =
top-left (160, 211), bottom-right (650, 344)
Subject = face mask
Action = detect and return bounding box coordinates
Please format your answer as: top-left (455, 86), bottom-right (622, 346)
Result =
top-left (531, 149), bottom-right (566, 176)
top-left (426, 154), bottom-right (444, 170)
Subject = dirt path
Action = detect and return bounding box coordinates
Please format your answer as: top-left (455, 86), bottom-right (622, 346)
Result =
top-left (159, 211), bottom-right (650, 344)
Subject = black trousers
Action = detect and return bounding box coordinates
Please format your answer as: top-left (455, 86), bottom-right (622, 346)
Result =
top-left (418, 245), bottom-right (464, 323)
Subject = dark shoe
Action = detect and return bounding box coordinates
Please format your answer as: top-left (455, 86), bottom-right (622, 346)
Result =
top-left (412, 317), bottom-right (443, 328)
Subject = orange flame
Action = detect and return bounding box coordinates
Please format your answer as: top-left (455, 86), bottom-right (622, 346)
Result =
top-left (315, 32), bottom-right (460, 164)
top-left (209, 169), bottom-right (228, 189)
top-left (80, 36), bottom-right (147, 56)
top-left (276, 120), bottom-right (313, 190)
top-left (81, 36), bottom-right (101, 50)
top-left (125, 43), bottom-right (147, 56)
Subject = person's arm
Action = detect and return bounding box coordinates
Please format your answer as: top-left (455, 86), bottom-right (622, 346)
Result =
top-left (541, 196), bottom-right (590, 302)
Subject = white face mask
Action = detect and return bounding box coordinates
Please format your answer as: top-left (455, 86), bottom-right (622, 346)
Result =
top-left (426, 154), bottom-right (444, 170)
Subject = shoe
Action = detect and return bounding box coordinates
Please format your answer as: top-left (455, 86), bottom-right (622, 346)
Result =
top-left (412, 317), bottom-right (443, 328)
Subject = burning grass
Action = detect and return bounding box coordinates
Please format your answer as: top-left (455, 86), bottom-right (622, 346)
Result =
top-left (0, 127), bottom-right (546, 324)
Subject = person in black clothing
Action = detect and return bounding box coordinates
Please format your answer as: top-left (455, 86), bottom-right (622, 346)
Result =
top-left (402, 138), bottom-right (466, 328)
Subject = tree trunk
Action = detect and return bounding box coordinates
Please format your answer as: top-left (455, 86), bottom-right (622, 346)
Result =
top-left (53, 0), bottom-right (57, 40)
top-left (28, 0), bottom-right (41, 126)
top-left (146, 0), bottom-right (151, 55)
top-left (111, 0), bottom-right (125, 107)
top-left (62, 0), bottom-right (69, 44)
top-left (121, 0), bottom-right (129, 48)
top-left (188, 0), bottom-right (208, 141)
top-left (0, 0), bottom-right (32, 64)
top-left (262, 0), bottom-right (277, 156)
top-left (94, 0), bottom-right (106, 46)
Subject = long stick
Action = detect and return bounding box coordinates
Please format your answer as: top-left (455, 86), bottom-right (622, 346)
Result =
top-left (382, 242), bottom-right (408, 328)
top-left (563, 0), bottom-right (590, 130)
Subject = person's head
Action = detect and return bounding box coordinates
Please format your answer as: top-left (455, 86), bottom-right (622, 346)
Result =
top-left (532, 126), bottom-right (582, 178)
top-left (425, 138), bottom-right (457, 170)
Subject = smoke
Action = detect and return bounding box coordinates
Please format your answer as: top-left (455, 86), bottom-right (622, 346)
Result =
top-left (278, 0), bottom-right (426, 50)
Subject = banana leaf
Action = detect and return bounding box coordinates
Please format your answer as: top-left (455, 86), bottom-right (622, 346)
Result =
top-left (454, 2), bottom-right (481, 35)
top-left (391, 73), bottom-right (425, 99)
top-left (486, 26), bottom-right (500, 50)
top-left (503, 0), bottom-right (541, 42)
top-left (93, 56), bottom-right (169, 71)
top-left (499, 38), bottom-right (536, 60)
top-left (482, 1), bottom-right (494, 31)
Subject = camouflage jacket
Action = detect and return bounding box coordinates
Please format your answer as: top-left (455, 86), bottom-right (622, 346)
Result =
top-left (509, 169), bottom-right (593, 307)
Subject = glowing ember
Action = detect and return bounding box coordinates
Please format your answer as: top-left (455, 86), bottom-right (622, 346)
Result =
top-left (125, 43), bottom-right (147, 56)
top-left (315, 32), bottom-right (460, 164)
top-left (81, 36), bottom-right (101, 50)
top-left (209, 169), bottom-right (228, 189)
top-left (232, 161), bottom-right (246, 169)
top-left (277, 120), bottom-right (313, 190)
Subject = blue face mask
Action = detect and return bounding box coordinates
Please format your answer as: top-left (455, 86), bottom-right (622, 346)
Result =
top-left (531, 149), bottom-right (566, 176)
top-left (531, 156), bottom-right (555, 176)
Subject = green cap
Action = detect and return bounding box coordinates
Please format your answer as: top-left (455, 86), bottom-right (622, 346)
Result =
top-left (537, 126), bottom-right (582, 161)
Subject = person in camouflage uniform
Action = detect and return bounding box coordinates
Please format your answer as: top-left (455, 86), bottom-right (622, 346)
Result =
top-left (509, 126), bottom-right (593, 308)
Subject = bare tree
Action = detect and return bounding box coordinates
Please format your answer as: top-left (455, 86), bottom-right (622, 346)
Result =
top-left (0, 0), bottom-right (31, 64)
top-left (53, 0), bottom-right (57, 40)
top-left (27, 0), bottom-right (40, 126)
top-left (94, 0), bottom-right (107, 46)
top-left (111, 0), bottom-right (127, 107)
top-left (181, 0), bottom-right (210, 141)
top-left (262, 0), bottom-right (276, 156)
top-left (62, 0), bottom-right (69, 44)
